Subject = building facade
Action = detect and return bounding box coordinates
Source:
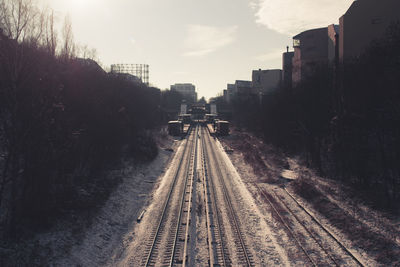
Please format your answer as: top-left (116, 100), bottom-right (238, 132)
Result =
top-left (292, 26), bottom-right (338, 85)
top-left (252, 69), bottom-right (282, 95)
top-left (328, 24), bottom-right (340, 63)
top-left (170, 83), bottom-right (197, 103)
top-left (282, 48), bottom-right (294, 89)
top-left (224, 83), bottom-right (235, 103)
top-left (234, 80), bottom-right (252, 95)
top-left (339, 0), bottom-right (400, 62)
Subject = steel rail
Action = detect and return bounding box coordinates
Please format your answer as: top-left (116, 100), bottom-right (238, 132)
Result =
top-left (203, 127), bottom-right (253, 266)
top-left (283, 188), bottom-right (365, 267)
top-left (200, 128), bottom-right (216, 266)
top-left (254, 184), bottom-right (317, 267)
top-left (200, 127), bottom-right (229, 266)
top-left (273, 190), bottom-right (339, 266)
top-left (144, 127), bottom-right (196, 266)
top-left (169, 125), bottom-right (198, 266)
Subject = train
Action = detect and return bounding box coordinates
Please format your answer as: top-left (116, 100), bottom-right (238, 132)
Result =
top-left (215, 120), bottom-right (229, 136)
top-left (168, 120), bottom-right (183, 136)
top-left (205, 114), bottom-right (218, 124)
top-left (168, 114), bottom-right (230, 136)
top-left (178, 114), bottom-right (192, 125)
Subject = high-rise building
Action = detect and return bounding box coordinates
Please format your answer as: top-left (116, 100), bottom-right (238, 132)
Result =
top-left (170, 83), bottom-right (197, 102)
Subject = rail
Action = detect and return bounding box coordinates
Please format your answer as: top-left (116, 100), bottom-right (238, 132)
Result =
top-left (144, 126), bottom-right (197, 266)
top-left (202, 126), bottom-right (253, 266)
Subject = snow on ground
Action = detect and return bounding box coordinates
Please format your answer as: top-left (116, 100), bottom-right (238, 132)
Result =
top-left (219, 127), bottom-right (400, 266)
top-left (22, 125), bottom-right (399, 266)
top-left (52, 135), bottom-right (182, 267)
top-left (213, 137), bottom-right (291, 266)
top-left (115, 135), bottom-right (188, 266)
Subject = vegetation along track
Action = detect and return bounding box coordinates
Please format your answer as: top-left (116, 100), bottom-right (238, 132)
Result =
top-left (256, 184), bottom-right (365, 266)
top-left (202, 126), bottom-right (254, 266)
top-left (144, 126), bottom-right (198, 266)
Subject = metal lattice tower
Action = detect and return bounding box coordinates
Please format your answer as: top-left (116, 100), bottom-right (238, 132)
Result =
top-left (110, 64), bottom-right (149, 85)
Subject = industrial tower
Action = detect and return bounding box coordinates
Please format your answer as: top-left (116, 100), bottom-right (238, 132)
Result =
top-left (111, 64), bottom-right (149, 85)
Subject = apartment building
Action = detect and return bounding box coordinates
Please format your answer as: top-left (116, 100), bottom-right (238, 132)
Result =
top-left (252, 69), bottom-right (282, 95)
top-left (339, 0), bottom-right (400, 62)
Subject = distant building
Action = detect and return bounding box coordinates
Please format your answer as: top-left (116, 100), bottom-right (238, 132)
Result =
top-left (171, 83), bottom-right (197, 102)
top-left (292, 26), bottom-right (337, 85)
top-left (252, 69), bottom-right (282, 95)
top-left (282, 47), bottom-right (294, 89)
top-left (225, 83), bottom-right (235, 103)
top-left (223, 89), bottom-right (228, 102)
top-left (339, 0), bottom-right (400, 62)
top-left (180, 103), bottom-right (187, 115)
top-left (234, 80), bottom-right (252, 95)
top-left (110, 64), bottom-right (149, 85)
top-left (210, 103), bottom-right (217, 115)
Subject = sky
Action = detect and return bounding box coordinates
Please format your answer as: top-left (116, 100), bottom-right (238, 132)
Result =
top-left (39, 0), bottom-right (353, 100)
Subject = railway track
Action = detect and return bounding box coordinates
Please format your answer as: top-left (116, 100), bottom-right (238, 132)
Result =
top-left (282, 188), bottom-right (365, 266)
top-left (143, 126), bottom-right (198, 266)
top-left (200, 127), bottom-right (230, 266)
top-left (256, 184), bottom-right (364, 266)
top-left (201, 126), bottom-right (254, 266)
top-left (138, 123), bottom-right (365, 266)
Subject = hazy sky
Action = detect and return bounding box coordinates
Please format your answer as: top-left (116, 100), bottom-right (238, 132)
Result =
top-left (39, 0), bottom-right (353, 99)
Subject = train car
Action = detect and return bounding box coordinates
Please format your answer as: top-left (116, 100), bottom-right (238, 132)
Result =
top-left (205, 114), bottom-right (218, 124)
top-left (216, 120), bottom-right (229, 136)
top-left (178, 114), bottom-right (192, 125)
top-left (213, 119), bottom-right (219, 131)
top-left (168, 120), bottom-right (182, 136)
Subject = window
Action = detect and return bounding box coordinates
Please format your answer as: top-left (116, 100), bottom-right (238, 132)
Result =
top-left (293, 39), bottom-right (300, 47)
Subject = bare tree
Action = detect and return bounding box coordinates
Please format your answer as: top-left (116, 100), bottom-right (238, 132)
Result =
top-left (0, 0), bottom-right (38, 42)
top-left (78, 44), bottom-right (98, 61)
top-left (61, 15), bottom-right (75, 60)
top-left (43, 9), bottom-right (57, 56)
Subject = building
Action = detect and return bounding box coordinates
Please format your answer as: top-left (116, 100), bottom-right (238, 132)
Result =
top-left (210, 103), bottom-right (217, 115)
top-left (222, 81), bottom-right (252, 102)
top-left (328, 24), bottom-right (339, 63)
top-left (110, 64), bottom-right (149, 85)
top-left (180, 103), bottom-right (187, 115)
top-left (252, 69), bottom-right (282, 95)
top-left (282, 47), bottom-right (294, 89)
top-left (339, 0), bottom-right (400, 62)
top-left (292, 26), bottom-right (337, 85)
top-left (224, 83), bottom-right (235, 103)
top-left (223, 89), bottom-right (228, 102)
top-left (234, 80), bottom-right (252, 95)
top-left (170, 83), bottom-right (197, 103)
